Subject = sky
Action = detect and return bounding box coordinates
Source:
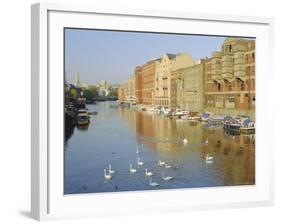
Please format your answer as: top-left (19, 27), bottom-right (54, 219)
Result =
top-left (64, 28), bottom-right (241, 85)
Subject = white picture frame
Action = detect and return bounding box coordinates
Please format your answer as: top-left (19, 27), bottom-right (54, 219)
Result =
top-left (31, 2), bottom-right (274, 221)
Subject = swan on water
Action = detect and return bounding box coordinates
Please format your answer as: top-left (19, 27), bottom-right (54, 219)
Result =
top-left (162, 171), bottom-right (174, 181)
top-left (129, 163), bottom-right (137, 173)
top-left (149, 177), bottom-right (160, 187)
top-left (145, 168), bottom-right (153, 177)
top-left (205, 154), bottom-right (214, 163)
top-left (108, 164), bottom-right (115, 174)
top-left (137, 157), bottom-right (144, 166)
top-left (182, 138), bottom-right (188, 144)
top-left (104, 169), bottom-right (112, 180)
top-left (165, 163), bottom-right (172, 169)
top-left (157, 160), bottom-right (165, 166)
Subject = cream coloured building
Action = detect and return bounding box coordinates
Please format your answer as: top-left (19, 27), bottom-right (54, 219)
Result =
top-left (124, 75), bottom-right (136, 103)
top-left (175, 60), bottom-right (204, 111)
top-left (154, 53), bottom-right (194, 107)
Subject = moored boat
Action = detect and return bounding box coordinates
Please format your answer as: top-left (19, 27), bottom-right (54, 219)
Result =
top-left (201, 112), bottom-right (211, 122)
top-left (77, 108), bottom-right (90, 126)
top-left (187, 111), bottom-right (201, 121)
top-left (240, 118), bottom-right (255, 134)
top-left (76, 114), bottom-right (90, 125)
top-left (223, 117), bottom-right (241, 133)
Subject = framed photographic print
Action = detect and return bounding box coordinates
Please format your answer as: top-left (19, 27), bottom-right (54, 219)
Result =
top-left (31, 2), bottom-right (274, 221)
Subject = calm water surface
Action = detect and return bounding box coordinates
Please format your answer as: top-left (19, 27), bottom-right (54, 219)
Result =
top-left (64, 101), bottom-right (255, 194)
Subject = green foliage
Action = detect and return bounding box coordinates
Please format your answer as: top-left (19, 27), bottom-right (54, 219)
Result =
top-left (70, 88), bottom-right (78, 99)
top-left (82, 87), bottom-right (98, 99)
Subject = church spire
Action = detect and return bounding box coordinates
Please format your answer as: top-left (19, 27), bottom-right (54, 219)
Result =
top-left (75, 70), bottom-right (81, 87)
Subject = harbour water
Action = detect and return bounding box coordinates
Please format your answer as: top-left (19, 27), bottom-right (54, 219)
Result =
top-left (64, 101), bottom-right (255, 194)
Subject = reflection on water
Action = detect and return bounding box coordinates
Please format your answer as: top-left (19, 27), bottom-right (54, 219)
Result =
top-left (64, 101), bottom-right (255, 194)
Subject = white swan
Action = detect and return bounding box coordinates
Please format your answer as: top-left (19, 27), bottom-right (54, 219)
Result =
top-left (129, 163), bottom-right (137, 173)
top-left (108, 164), bottom-right (115, 174)
top-left (104, 169), bottom-right (112, 180)
top-left (145, 168), bottom-right (153, 177)
top-left (165, 163), bottom-right (172, 169)
top-left (204, 139), bottom-right (209, 145)
top-left (149, 178), bottom-right (160, 187)
top-left (205, 154), bottom-right (214, 163)
top-left (182, 138), bottom-right (188, 145)
top-left (162, 171), bottom-right (174, 181)
top-left (157, 160), bottom-right (165, 166)
top-left (137, 157), bottom-right (144, 166)
top-left (136, 146), bottom-right (140, 154)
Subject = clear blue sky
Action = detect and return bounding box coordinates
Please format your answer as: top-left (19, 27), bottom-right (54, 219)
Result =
top-left (64, 28), bottom-right (237, 85)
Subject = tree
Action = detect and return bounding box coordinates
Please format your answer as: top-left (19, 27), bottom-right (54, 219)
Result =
top-left (70, 88), bottom-right (78, 99)
top-left (83, 89), bottom-right (94, 99)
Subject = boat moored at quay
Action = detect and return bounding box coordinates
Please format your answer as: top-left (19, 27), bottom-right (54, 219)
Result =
top-left (118, 102), bottom-right (255, 135)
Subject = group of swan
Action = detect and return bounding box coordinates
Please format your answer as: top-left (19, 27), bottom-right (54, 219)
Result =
top-left (157, 160), bottom-right (174, 169)
top-left (148, 172), bottom-right (174, 187)
top-left (104, 145), bottom-right (179, 186)
top-left (104, 164), bottom-right (116, 180)
top-left (105, 143), bottom-right (214, 184)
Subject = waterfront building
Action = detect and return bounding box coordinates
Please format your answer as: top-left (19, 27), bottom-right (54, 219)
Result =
top-left (118, 85), bottom-right (125, 102)
top-left (175, 60), bottom-right (204, 111)
top-left (135, 60), bottom-right (156, 105)
top-left (118, 76), bottom-right (136, 103)
top-left (154, 53), bottom-right (194, 108)
top-left (96, 80), bottom-right (110, 96)
top-left (203, 37), bottom-right (255, 118)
